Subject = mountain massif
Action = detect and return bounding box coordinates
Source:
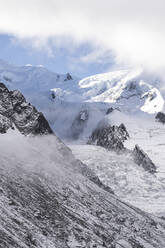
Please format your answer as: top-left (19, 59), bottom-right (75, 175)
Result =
top-left (0, 60), bottom-right (165, 247)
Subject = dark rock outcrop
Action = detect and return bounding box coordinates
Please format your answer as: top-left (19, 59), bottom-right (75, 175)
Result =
top-left (155, 112), bottom-right (165, 124)
top-left (106, 107), bottom-right (121, 115)
top-left (71, 110), bottom-right (89, 139)
top-left (106, 107), bottom-right (114, 115)
top-left (51, 91), bottom-right (56, 99)
top-left (132, 145), bottom-right (157, 173)
top-left (0, 114), bottom-right (13, 133)
top-left (88, 122), bottom-right (156, 174)
top-left (0, 82), bottom-right (53, 135)
top-left (64, 73), bottom-right (73, 81)
top-left (88, 123), bottom-right (129, 152)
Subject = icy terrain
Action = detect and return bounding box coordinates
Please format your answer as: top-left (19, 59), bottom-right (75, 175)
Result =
top-left (69, 112), bottom-right (165, 217)
top-left (1, 130), bottom-right (165, 247)
top-left (0, 60), bottom-right (164, 115)
top-left (70, 143), bottom-right (165, 216)
top-left (1, 60), bottom-right (164, 138)
top-left (0, 59), bottom-right (165, 220)
top-left (3, 84), bottom-right (165, 247)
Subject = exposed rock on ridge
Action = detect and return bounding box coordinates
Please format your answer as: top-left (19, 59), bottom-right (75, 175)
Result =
top-left (155, 112), bottom-right (165, 124)
top-left (88, 123), bottom-right (129, 152)
top-left (133, 145), bottom-right (157, 174)
top-left (88, 122), bottom-right (157, 173)
top-left (0, 82), bottom-right (53, 135)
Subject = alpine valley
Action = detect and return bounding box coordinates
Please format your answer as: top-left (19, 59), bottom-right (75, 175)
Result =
top-left (0, 59), bottom-right (165, 248)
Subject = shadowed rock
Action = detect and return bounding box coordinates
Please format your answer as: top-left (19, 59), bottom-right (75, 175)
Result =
top-left (0, 82), bottom-right (53, 135)
top-left (0, 114), bottom-right (13, 133)
top-left (64, 73), bottom-right (73, 81)
top-left (155, 112), bottom-right (165, 124)
top-left (106, 107), bottom-right (121, 115)
top-left (133, 145), bottom-right (157, 173)
top-left (88, 122), bottom-right (156, 174)
top-left (88, 123), bottom-right (129, 152)
top-left (106, 107), bottom-right (114, 115)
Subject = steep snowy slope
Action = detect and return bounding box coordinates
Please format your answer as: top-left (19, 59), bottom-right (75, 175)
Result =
top-left (1, 59), bottom-right (164, 140)
top-left (0, 60), bottom-right (165, 221)
top-left (78, 69), bottom-right (164, 113)
top-left (0, 59), bottom-right (79, 98)
top-left (1, 84), bottom-right (165, 247)
top-left (70, 143), bottom-right (165, 216)
top-left (0, 60), bottom-right (164, 115)
top-left (1, 132), bottom-right (165, 248)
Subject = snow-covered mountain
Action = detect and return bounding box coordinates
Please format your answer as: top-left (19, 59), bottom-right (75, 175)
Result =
top-left (0, 59), bottom-right (78, 94)
top-left (1, 83), bottom-right (165, 247)
top-left (1, 59), bottom-right (165, 220)
top-left (0, 59), bottom-right (164, 138)
top-left (78, 69), bottom-right (165, 114)
top-left (0, 60), bottom-right (164, 114)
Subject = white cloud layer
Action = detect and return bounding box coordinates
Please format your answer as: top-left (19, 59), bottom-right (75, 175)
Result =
top-left (0, 0), bottom-right (165, 73)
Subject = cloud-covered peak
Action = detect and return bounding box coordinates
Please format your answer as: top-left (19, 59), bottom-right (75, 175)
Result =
top-left (0, 0), bottom-right (165, 74)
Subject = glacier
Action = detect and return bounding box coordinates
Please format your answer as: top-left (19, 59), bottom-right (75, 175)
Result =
top-left (0, 59), bottom-right (165, 231)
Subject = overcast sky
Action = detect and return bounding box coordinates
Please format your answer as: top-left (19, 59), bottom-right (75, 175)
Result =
top-left (0, 0), bottom-right (164, 77)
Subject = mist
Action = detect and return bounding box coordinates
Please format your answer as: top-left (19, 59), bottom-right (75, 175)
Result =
top-left (0, 0), bottom-right (165, 74)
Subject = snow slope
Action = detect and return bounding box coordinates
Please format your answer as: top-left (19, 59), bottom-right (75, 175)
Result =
top-left (70, 143), bottom-right (165, 216)
top-left (78, 69), bottom-right (164, 114)
top-left (0, 60), bottom-right (164, 114)
top-left (0, 60), bottom-right (79, 94)
top-left (0, 59), bottom-right (165, 220)
top-left (1, 130), bottom-right (165, 247)
top-left (69, 110), bottom-right (165, 216)
top-left (0, 59), bottom-right (164, 138)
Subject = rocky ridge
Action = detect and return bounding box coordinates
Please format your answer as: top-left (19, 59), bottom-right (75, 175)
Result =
top-left (88, 122), bottom-right (157, 173)
top-left (88, 123), bottom-right (129, 152)
top-left (0, 82), bottom-right (53, 135)
top-left (132, 145), bottom-right (157, 174)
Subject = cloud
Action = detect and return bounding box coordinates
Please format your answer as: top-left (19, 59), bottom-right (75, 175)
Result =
top-left (0, 0), bottom-right (165, 73)
top-left (80, 48), bottom-right (112, 64)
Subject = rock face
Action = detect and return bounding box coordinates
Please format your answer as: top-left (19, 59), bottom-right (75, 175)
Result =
top-left (0, 135), bottom-right (165, 248)
top-left (155, 112), bottom-right (165, 124)
top-left (64, 72), bottom-right (73, 81)
top-left (133, 145), bottom-right (157, 173)
top-left (71, 110), bottom-right (89, 139)
top-left (88, 123), bottom-right (129, 152)
top-left (0, 82), bottom-right (53, 135)
top-left (0, 114), bottom-right (13, 133)
top-left (88, 122), bottom-right (156, 174)
top-left (106, 107), bottom-right (114, 115)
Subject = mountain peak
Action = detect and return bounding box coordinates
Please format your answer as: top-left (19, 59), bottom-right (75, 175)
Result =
top-left (0, 82), bottom-right (53, 135)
